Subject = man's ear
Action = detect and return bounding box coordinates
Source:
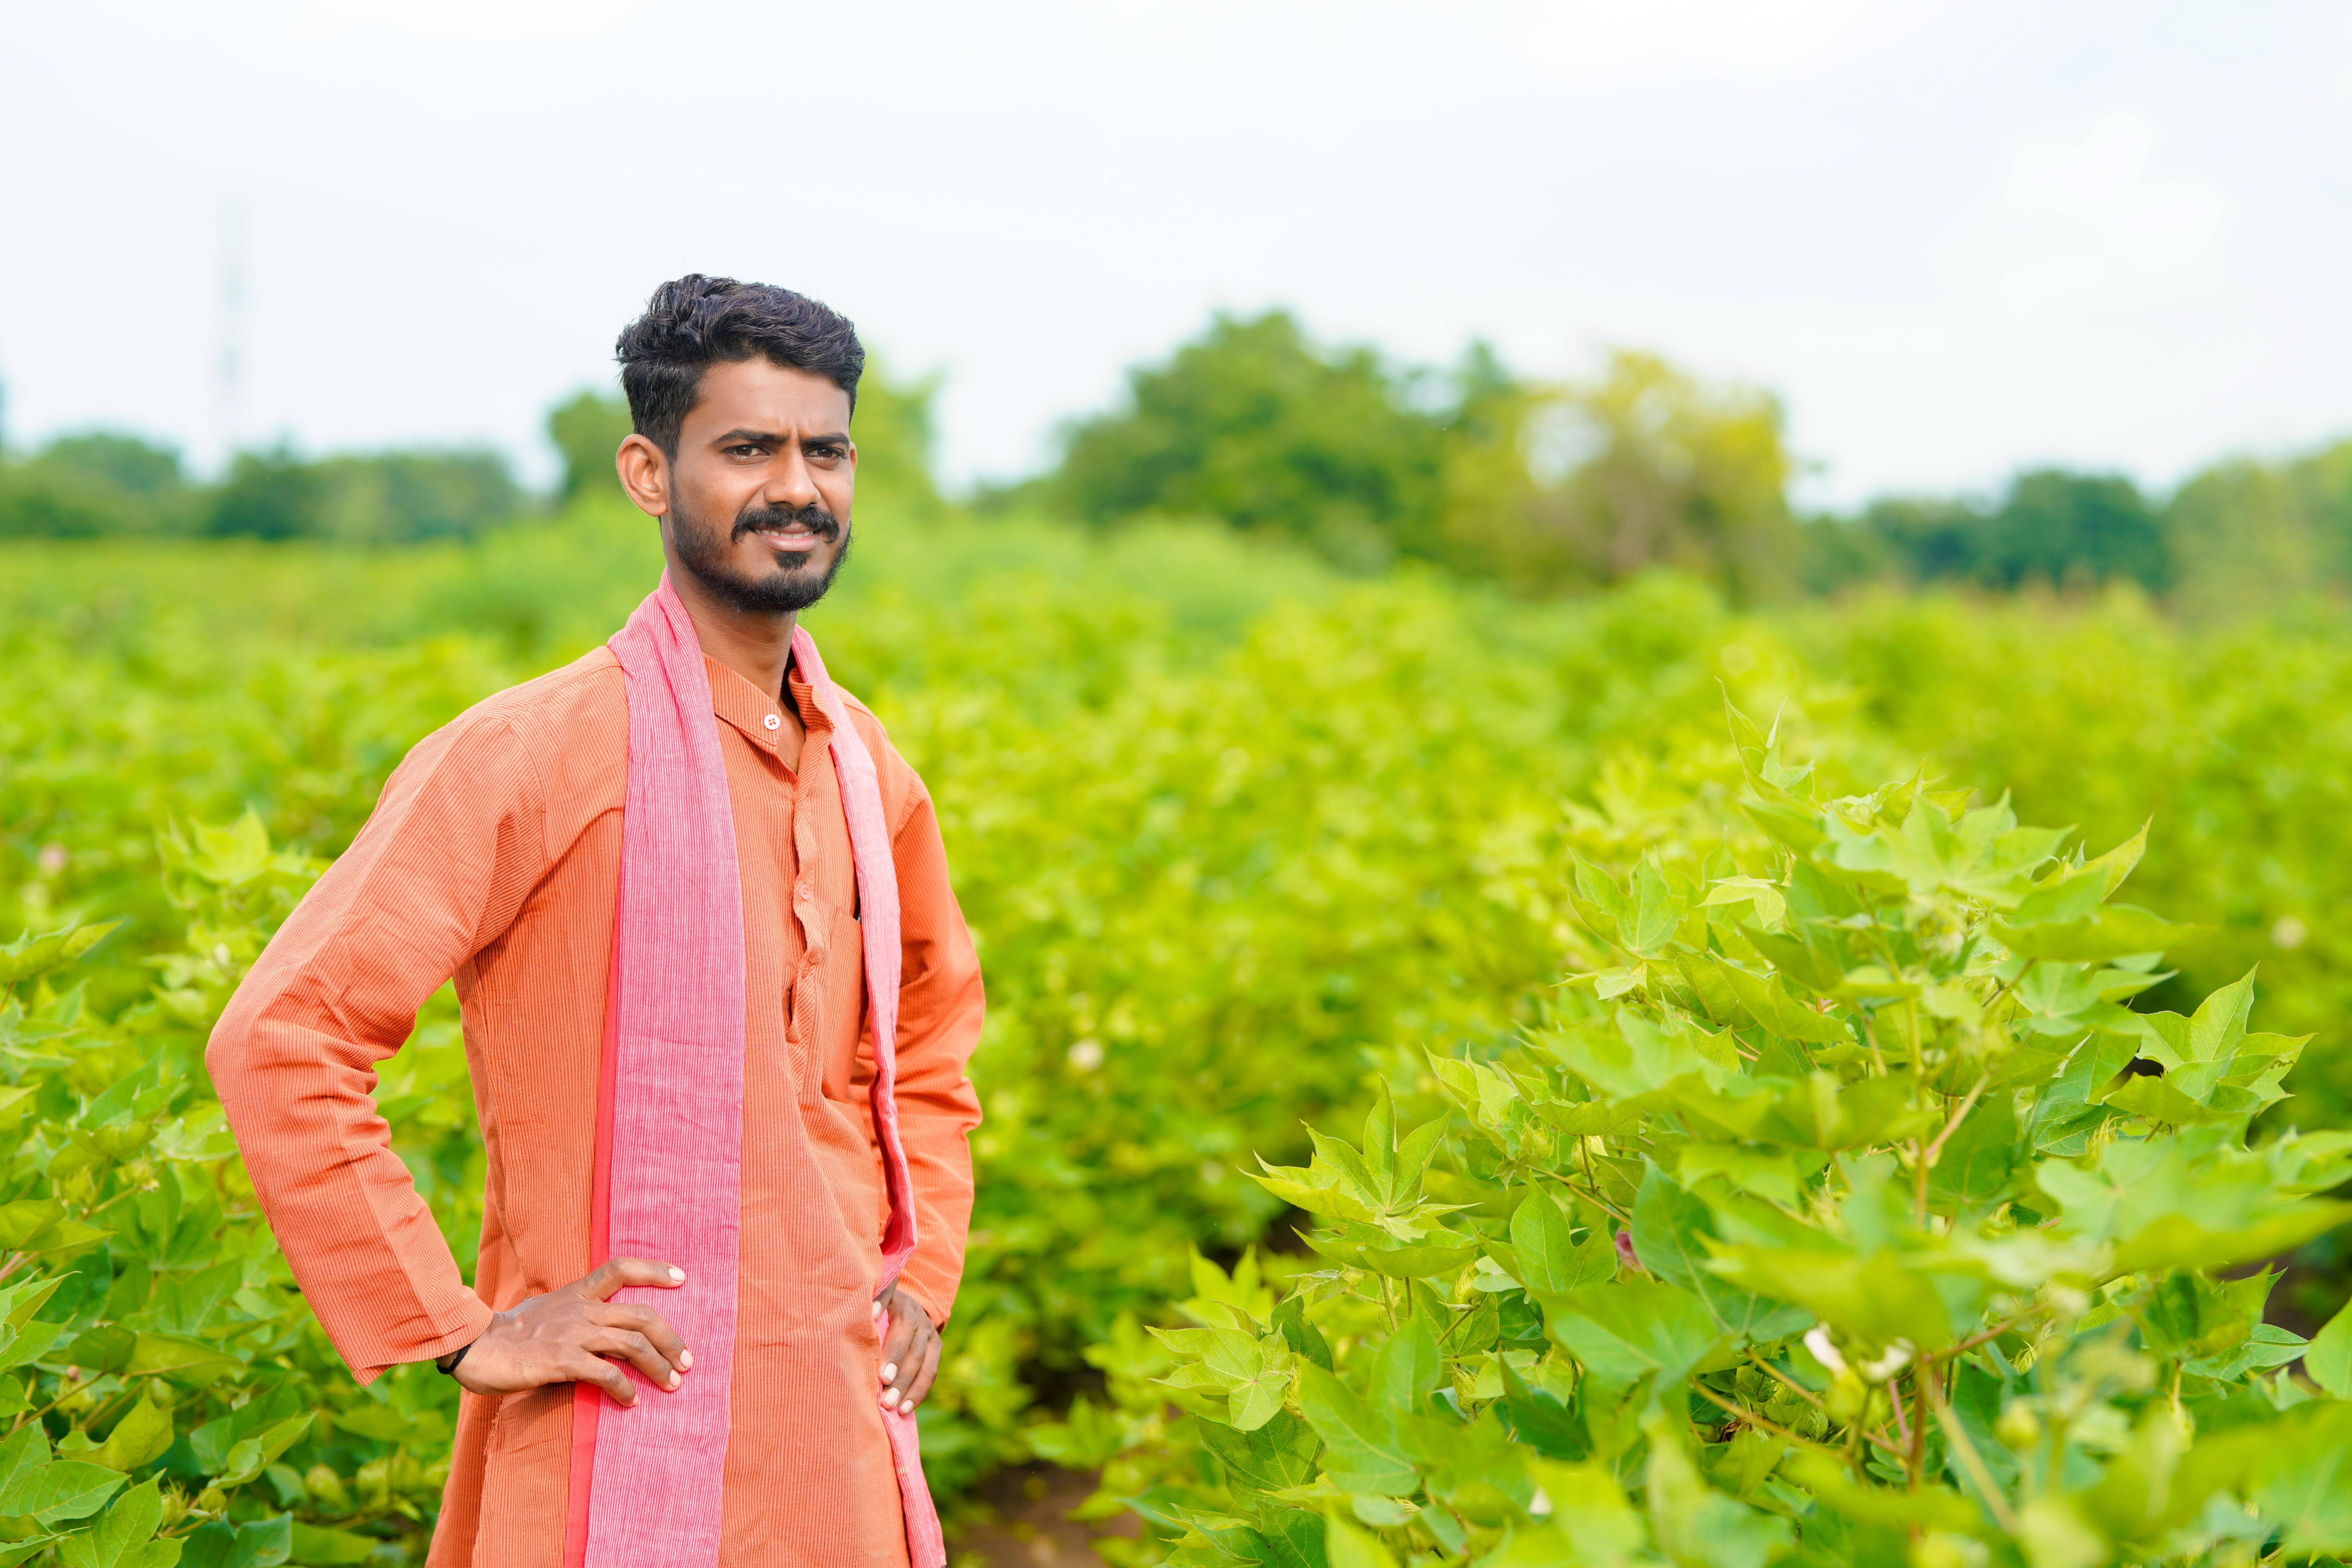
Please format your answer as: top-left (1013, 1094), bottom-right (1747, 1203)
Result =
top-left (616, 433), bottom-right (671, 518)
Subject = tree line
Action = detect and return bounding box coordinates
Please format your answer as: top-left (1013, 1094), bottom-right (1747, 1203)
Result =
top-left (8, 319), bottom-right (2348, 609)
top-left (0, 432), bottom-right (524, 544)
top-left (0, 371), bottom-right (938, 545)
top-left (996, 310), bottom-right (2352, 609)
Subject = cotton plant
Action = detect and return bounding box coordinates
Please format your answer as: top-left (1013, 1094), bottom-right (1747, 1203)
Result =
top-left (0, 815), bottom-right (468, 1566)
top-left (1070, 705), bottom-right (2352, 1568)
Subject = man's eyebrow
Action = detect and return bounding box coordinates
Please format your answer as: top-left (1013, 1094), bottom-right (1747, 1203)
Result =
top-left (711, 428), bottom-right (851, 446)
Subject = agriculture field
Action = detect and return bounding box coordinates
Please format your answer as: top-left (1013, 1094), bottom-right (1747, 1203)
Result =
top-left (4, 500), bottom-right (2351, 1560)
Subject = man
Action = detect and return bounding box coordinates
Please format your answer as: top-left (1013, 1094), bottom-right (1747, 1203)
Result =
top-left (209, 276), bottom-right (985, 1568)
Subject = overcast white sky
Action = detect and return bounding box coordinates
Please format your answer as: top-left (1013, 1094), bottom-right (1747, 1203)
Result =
top-left (2, 0), bottom-right (2347, 505)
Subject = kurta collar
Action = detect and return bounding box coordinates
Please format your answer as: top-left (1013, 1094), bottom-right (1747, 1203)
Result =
top-left (700, 651), bottom-right (831, 758)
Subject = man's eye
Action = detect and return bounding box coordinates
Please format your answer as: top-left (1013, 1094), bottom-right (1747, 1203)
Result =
top-left (728, 445), bottom-right (763, 457)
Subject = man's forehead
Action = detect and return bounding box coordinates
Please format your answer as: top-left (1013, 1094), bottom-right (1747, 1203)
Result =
top-left (687, 358), bottom-right (851, 433)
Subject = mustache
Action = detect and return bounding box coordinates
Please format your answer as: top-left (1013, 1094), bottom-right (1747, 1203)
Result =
top-left (733, 503), bottom-right (842, 543)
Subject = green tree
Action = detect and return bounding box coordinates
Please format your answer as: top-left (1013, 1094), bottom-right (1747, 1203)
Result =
top-left (202, 447), bottom-right (327, 541)
top-left (0, 433), bottom-right (192, 539)
top-left (546, 390), bottom-right (634, 507)
top-left (1986, 469), bottom-right (2167, 589)
top-left (1441, 350), bottom-right (1799, 602)
top-left (2164, 439), bottom-right (2352, 615)
top-left (204, 448), bottom-right (520, 543)
top-left (308, 450), bottom-right (521, 543)
top-left (1052, 311), bottom-right (1446, 572)
top-left (33, 433), bottom-right (187, 501)
top-left (1828, 471), bottom-right (2166, 595)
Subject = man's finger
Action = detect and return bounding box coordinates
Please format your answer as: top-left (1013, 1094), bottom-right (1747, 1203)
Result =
top-left (570, 1352), bottom-right (637, 1406)
top-left (595, 1302), bottom-right (693, 1369)
top-left (585, 1328), bottom-right (682, 1390)
top-left (882, 1327), bottom-right (933, 1411)
top-left (582, 1257), bottom-right (687, 1299)
top-left (878, 1311), bottom-right (917, 1376)
top-left (902, 1339), bottom-right (942, 1410)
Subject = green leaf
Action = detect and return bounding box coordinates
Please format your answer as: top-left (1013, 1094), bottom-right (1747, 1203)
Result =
top-left (18, 1460), bottom-right (127, 1526)
top-left (215, 1417), bottom-right (312, 1489)
top-left (57, 1476), bottom-right (167, 1568)
top-left (2110, 1200), bottom-right (2352, 1277)
top-left (1708, 1246), bottom-right (1958, 1351)
top-left (1227, 1338), bottom-right (1292, 1433)
top-left (1270, 1296), bottom-right (1333, 1372)
top-left (1926, 1087), bottom-right (2021, 1208)
top-left (1629, 1166), bottom-right (1807, 1340)
top-left (1624, 859), bottom-right (1685, 958)
top-left (1296, 1226), bottom-right (1479, 1279)
top-left (1509, 1189), bottom-right (1611, 1295)
top-left (1496, 1358), bottom-right (1584, 1459)
top-left (1367, 1315), bottom-right (1440, 1413)
top-left (1198, 1413), bottom-right (1320, 1498)
top-left (1719, 966), bottom-right (1850, 1045)
top-left (0, 1274), bottom-right (64, 1330)
top-left (176, 1515), bottom-right (290, 1568)
top-left (2307, 1302), bottom-right (2352, 1398)
top-left (0, 1422), bottom-right (51, 1511)
top-left (124, 1333), bottom-right (244, 1382)
top-left (0, 1201), bottom-right (64, 1251)
top-left (285, 1523), bottom-right (376, 1566)
top-left (93, 1399), bottom-right (174, 1472)
top-left (1295, 1365), bottom-right (1416, 1496)
top-left (0, 920), bottom-right (126, 986)
top-left (0, 1320), bottom-right (65, 1372)
top-left (1675, 1143), bottom-right (1799, 1208)
top-left (1320, 1515), bottom-right (1396, 1568)
top-left (2251, 1405), bottom-right (2352, 1555)
top-left (1992, 904), bottom-right (2195, 962)
top-left (1541, 1280), bottom-right (1724, 1391)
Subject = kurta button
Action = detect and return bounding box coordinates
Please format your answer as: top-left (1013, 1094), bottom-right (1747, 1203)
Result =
top-left (763, 714), bottom-right (781, 730)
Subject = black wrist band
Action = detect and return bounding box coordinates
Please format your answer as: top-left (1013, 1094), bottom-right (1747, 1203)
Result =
top-left (435, 1341), bottom-right (474, 1376)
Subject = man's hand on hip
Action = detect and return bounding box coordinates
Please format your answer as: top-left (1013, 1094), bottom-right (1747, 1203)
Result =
top-left (874, 1285), bottom-right (940, 1414)
top-left (450, 1257), bottom-right (691, 1406)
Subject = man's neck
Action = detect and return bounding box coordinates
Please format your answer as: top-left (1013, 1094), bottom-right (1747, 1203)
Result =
top-left (666, 566), bottom-right (797, 702)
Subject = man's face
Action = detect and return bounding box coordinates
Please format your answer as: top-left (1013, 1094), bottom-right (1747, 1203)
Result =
top-left (641, 357), bottom-right (856, 616)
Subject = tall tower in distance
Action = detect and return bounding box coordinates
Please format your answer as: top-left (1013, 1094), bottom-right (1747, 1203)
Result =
top-left (216, 196), bottom-right (246, 473)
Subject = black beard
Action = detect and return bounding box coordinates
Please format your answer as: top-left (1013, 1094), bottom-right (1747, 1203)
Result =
top-left (671, 498), bottom-right (852, 616)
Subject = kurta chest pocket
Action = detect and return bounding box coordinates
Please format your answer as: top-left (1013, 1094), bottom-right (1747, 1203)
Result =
top-left (818, 904), bottom-right (872, 1102)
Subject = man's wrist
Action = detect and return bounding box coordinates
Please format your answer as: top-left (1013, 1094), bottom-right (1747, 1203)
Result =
top-left (434, 1340), bottom-right (476, 1376)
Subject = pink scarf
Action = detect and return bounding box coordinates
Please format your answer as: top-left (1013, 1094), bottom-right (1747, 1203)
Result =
top-left (563, 577), bottom-right (945, 1568)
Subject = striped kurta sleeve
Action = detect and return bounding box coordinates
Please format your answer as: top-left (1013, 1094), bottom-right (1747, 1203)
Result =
top-left (881, 780), bottom-right (985, 1326)
top-left (208, 710), bottom-right (546, 1382)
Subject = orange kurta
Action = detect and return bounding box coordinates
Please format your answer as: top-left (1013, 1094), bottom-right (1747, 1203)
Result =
top-left (207, 644), bottom-right (985, 1568)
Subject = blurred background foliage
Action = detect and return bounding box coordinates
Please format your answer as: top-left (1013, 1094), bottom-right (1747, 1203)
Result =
top-left (5, 314), bottom-right (2352, 1554)
top-left (10, 312), bottom-right (2351, 613)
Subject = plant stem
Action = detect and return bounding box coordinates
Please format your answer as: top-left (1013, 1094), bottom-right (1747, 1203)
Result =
top-left (1563, 1180), bottom-right (1630, 1226)
top-left (1744, 1351), bottom-right (1824, 1407)
top-left (1921, 1075), bottom-right (1991, 1169)
top-left (1924, 1363), bottom-right (2021, 1533)
top-left (1933, 1317), bottom-right (2026, 1363)
top-left (1692, 1378), bottom-right (1906, 1464)
top-left (1908, 1370), bottom-right (1928, 1489)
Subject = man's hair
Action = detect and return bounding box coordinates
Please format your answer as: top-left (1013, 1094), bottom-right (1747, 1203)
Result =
top-left (615, 275), bottom-right (865, 455)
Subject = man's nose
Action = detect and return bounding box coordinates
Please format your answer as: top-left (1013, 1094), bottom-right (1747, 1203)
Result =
top-left (764, 447), bottom-right (821, 511)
